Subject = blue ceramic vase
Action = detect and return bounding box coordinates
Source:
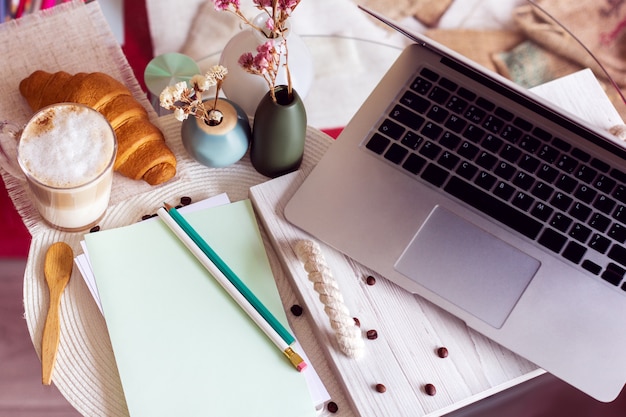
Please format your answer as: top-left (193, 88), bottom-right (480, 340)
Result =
top-left (181, 98), bottom-right (251, 168)
top-left (251, 86), bottom-right (306, 178)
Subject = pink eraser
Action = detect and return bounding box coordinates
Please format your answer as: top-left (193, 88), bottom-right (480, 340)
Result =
top-left (296, 361), bottom-right (308, 372)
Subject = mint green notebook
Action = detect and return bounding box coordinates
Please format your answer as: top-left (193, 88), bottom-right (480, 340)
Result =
top-left (85, 200), bottom-right (315, 417)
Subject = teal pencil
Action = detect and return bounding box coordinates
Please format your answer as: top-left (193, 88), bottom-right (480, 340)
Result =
top-left (158, 203), bottom-right (307, 371)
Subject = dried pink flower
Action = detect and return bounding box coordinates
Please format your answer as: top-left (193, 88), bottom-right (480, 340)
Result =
top-left (214, 0), bottom-right (238, 11)
top-left (214, 0), bottom-right (302, 103)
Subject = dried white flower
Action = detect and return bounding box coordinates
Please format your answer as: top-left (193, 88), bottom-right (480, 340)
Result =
top-left (190, 74), bottom-right (211, 92)
top-left (174, 107), bottom-right (188, 121)
top-left (159, 66), bottom-right (229, 125)
top-left (159, 87), bottom-right (176, 108)
top-left (208, 65), bottom-right (228, 80)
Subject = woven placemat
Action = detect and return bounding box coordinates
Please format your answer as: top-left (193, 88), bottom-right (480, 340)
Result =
top-left (22, 113), bottom-right (335, 416)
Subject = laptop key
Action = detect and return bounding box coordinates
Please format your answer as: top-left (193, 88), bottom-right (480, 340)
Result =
top-left (429, 86), bottom-right (450, 105)
top-left (402, 153), bottom-right (427, 175)
top-left (444, 176), bottom-right (542, 240)
top-left (475, 171), bottom-right (497, 190)
top-left (458, 141), bottom-right (479, 159)
top-left (608, 223), bottom-right (626, 244)
top-left (569, 202), bottom-right (592, 222)
top-left (550, 213), bottom-right (573, 233)
top-left (476, 151), bottom-right (498, 170)
top-left (593, 174), bottom-right (617, 194)
top-left (555, 174), bottom-right (578, 193)
top-left (379, 119), bottom-right (405, 140)
top-left (512, 191), bottom-right (534, 211)
top-left (464, 105), bottom-right (486, 124)
top-left (531, 202), bottom-right (554, 221)
top-left (401, 91), bottom-right (430, 113)
top-left (411, 77), bottom-right (433, 95)
top-left (588, 213), bottom-right (611, 233)
top-left (456, 161), bottom-right (479, 180)
top-left (538, 228), bottom-right (568, 253)
top-left (614, 185), bottom-right (626, 204)
top-left (438, 151), bottom-right (460, 170)
top-left (589, 233), bottom-right (611, 254)
top-left (551, 192), bottom-right (573, 211)
top-left (582, 259), bottom-right (602, 275)
top-left (391, 105), bottom-right (425, 130)
top-left (446, 96), bottom-right (468, 114)
top-left (366, 134), bottom-right (390, 154)
top-left (420, 67), bottom-right (439, 81)
top-left (401, 131), bottom-right (424, 150)
top-left (575, 165), bottom-right (598, 183)
top-left (427, 105), bottom-right (449, 123)
top-left (419, 141), bottom-right (442, 160)
top-left (562, 241), bottom-right (587, 264)
top-left (495, 181), bottom-right (516, 201)
top-left (608, 245), bottom-right (626, 266)
top-left (421, 122), bottom-right (444, 140)
top-left (384, 143), bottom-right (409, 164)
top-left (444, 114), bottom-right (467, 133)
top-left (500, 144), bottom-right (522, 163)
top-left (457, 87), bottom-right (476, 102)
top-left (463, 124), bottom-right (485, 142)
top-left (483, 115), bottom-right (505, 134)
top-left (602, 263), bottom-right (625, 286)
top-left (569, 223), bottom-right (592, 243)
top-left (440, 131), bottom-right (462, 149)
top-left (421, 163), bottom-right (449, 187)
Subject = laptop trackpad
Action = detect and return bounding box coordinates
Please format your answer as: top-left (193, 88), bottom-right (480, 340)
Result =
top-left (395, 207), bottom-right (540, 329)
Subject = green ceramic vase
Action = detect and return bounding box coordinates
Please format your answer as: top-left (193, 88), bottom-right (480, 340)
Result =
top-left (250, 86), bottom-right (307, 178)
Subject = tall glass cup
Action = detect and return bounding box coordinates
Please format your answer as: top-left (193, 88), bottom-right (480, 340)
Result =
top-left (0, 103), bottom-right (117, 231)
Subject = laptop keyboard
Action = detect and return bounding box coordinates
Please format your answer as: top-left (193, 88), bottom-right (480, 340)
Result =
top-left (364, 66), bottom-right (626, 293)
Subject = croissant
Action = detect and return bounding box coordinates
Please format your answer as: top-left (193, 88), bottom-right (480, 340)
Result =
top-left (19, 70), bottom-right (176, 185)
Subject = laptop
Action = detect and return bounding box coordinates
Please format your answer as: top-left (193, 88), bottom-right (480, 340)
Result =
top-left (284, 7), bottom-right (626, 402)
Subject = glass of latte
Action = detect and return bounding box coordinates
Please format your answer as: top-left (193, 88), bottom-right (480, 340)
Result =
top-left (0, 103), bottom-right (117, 231)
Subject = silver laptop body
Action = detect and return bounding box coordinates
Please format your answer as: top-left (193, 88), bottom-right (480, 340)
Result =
top-left (284, 8), bottom-right (626, 402)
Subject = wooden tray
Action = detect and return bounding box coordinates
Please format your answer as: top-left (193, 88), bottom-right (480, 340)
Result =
top-left (250, 171), bottom-right (541, 417)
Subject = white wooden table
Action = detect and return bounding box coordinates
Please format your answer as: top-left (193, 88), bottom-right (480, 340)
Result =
top-left (16, 14), bottom-right (623, 413)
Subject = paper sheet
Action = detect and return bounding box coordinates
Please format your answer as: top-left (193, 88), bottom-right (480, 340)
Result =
top-left (83, 198), bottom-right (324, 417)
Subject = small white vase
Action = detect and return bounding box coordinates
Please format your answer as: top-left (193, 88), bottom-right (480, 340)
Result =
top-left (219, 13), bottom-right (314, 117)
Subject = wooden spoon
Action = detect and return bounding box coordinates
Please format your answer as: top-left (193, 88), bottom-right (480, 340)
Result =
top-left (41, 241), bottom-right (73, 385)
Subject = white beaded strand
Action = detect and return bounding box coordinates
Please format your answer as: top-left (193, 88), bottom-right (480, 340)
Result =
top-left (294, 240), bottom-right (365, 359)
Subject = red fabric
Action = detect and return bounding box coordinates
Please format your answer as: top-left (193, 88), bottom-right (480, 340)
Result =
top-left (121, 0), bottom-right (153, 92)
top-left (321, 127), bottom-right (343, 139)
top-left (0, 176), bottom-right (31, 258)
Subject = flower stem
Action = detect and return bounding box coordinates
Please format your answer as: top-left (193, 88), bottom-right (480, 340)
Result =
top-left (284, 37), bottom-right (293, 99)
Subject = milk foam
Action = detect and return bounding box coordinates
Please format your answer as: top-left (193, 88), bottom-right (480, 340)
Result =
top-left (19, 104), bottom-right (115, 188)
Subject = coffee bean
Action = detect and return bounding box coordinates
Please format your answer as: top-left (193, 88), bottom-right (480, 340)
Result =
top-left (89, 225), bottom-right (100, 233)
top-left (180, 196), bottom-right (192, 206)
top-left (290, 304), bottom-right (303, 316)
top-left (375, 383), bottom-right (387, 393)
top-left (366, 329), bottom-right (378, 340)
top-left (437, 347), bottom-right (449, 358)
top-left (366, 275), bottom-right (376, 285)
top-left (327, 401), bottom-right (339, 413)
top-left (425, 383), bottom-right (437, 396)
top-left (353, 317), bottom-right (360, 327)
